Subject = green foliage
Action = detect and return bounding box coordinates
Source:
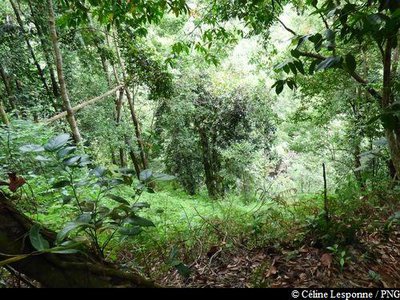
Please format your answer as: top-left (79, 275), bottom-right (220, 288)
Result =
top-left (15, 131), bottom-right (169, 258)
top-left (384, 211), bottom-right (400, 232)
top-left (2, 0), bottom-right (400, 287)
top-left (58, 0), bottom-right (190, 29)
top-left (327, 244), bottom-right (351, 272)
top-left (29, 224), bottom-right (50, 251)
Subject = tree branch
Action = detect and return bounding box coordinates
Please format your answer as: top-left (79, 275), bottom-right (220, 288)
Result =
top-left (45, 85), bottom-right (124, 123)
top-left (276, 17), bottom-right (297, 36)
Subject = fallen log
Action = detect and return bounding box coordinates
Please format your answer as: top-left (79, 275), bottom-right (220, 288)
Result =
top-left (45, 85), bottom-right (124, 124)
top-left (0, 192), bottom-right (157, 288)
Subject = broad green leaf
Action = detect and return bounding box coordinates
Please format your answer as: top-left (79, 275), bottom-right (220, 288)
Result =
top-left (309, 60), bottom-right (319, 75)
top-left (288, 62), bottom-right (297, 75)
top-left (63, 155), bottom-right (82, 166)
top-left (57, 146), bottom-right (76, 158)
top-left (293, 60), bottom-right (305, 75)
top-left (108, 179), bottom-right (125, 186)
top-left (126, 215), bottom-right (155, 227)
top-left (76, 213), bottom-right (92, 223)
top-left (45, 241), bottom-right (82, 254)
top-left (29, 224), bottom-right (50, 251)
top-left (57, 221), bottom-right (93, 243)
top-left (309, 33), bottom-right (323, 51)
top-left (35, 155), bottom-right (51, 162)
top-left (119, 226), bottom-right (142, 236)
top-left (47, 248), bottom-right (79, 254)
top-left (77, 155), bottom-right (91, 166)
top-left (291, 49), bottom-right (300, 58)
top-left (90, 166), bottom-right (107, 177)
top-left (19, 144), bottom-right (44, 153)
top-left (44, 134), bottom-right (70, 152)
top-left (316, 56), bottom-right (341, 71)
top-left (340, 257), bottom-right (345, 266)
top-left (276, 82), bottom-right (284, 95)
top-left (139, 169), bottom-right (153, 181)
top-left (106, 194), bottom-right (130, 205)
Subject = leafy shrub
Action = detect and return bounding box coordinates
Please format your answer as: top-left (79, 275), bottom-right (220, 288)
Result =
top-left (12, 132), bottom-right (175, 258)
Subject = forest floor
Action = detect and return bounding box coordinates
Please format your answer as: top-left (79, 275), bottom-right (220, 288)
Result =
top-left (155, 225), bottom-right (400, 288)
top-left (3, 188), bottom-right (400, 288)
top-left (145, 196), bottom-right (400, 288)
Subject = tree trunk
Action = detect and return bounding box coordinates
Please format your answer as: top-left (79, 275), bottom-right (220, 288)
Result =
top-left (381, 34), bottom-right (400, 178)
top-left (47, 0), bottom-right (82, 144)
top-left (353, 142), bottom-right (365, 188)
top-left (198, 126), bottom-right (218, 199)
top-left (0, 193), bottom-right (157, 288)
top-left (125, 136), bottom-right (141, 180)
top-left (0, 65), bottom-right (16, 111)
top-left (0, 99), bottom-right (9, 125)
top-left (104, 56), bottom-right (127, 169)
top-left (27, 0), bottom-right (61, 105)
top-left (110, 146), bottom-right (118, 165)
top-left (112, 31), bottom-right (149, 170)
top-left (125, 88), bottom-right (149, 170)
top-left (351, 88), bottom-right (365, 189)
top-left (106, 32), bottom-right (145, 175)
top-left (10, 0), bottom-right (55, 112)
top-left (101, 54), bottom-right (112, 87)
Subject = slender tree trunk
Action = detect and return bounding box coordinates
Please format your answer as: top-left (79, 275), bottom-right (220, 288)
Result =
top-left (98, 40), bottom-right (130, 170)
top-left (381, 34), bottom-right (400, 178)
top-left (125, 87), bottom-right (149, 170)
top-left (0, 65), bottom-right (16, 110)
top-left (47, 0), bottom-right (82, 144)
top-left (10, 0), bottom-right (55, 112)
top-left (350, 88), bottom-right (366, 189)
top-left (0, 99), bottom-right (9, 125)
top-left (0, 194), bottom-right (157, 288)
top-left (113, 31), bottom-right (148, 170)
top-left (210, 134), bottom-right (223, 197)
top-left (104, 53), bottom-right (127, 169)
top-left (101, 54), bottom-right (112, 87)
top-left (114, 89), bottom-right (129, 169)
top-left (27, 0), bottom-right (60, 104)
top-left (125, 136), bottom-right (141, 180)
top-left (353, 142), bottom-right (365, 187)
top-left (106, 32), bottom-right (147, 176)
top-left (110, 145), bottom-right (118, 165)
top-left (198, 126), bottom-right (217, 199)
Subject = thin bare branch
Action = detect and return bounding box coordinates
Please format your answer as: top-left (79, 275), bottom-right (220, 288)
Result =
top-left (45, 85), bottom-right (124, 123)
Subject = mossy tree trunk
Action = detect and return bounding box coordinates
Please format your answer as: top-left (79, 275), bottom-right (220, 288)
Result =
top-left (0, 193), bottom-right (157, 288)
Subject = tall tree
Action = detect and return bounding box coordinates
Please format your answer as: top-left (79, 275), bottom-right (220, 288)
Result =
top-left (113, 31), bottom-right (149, 171)
top-left (27, 0), bottom-right (61, 102)
top-left (9, 0), bottom-right (55, 111)
top-left (47, 0), bottom-right (82, 143)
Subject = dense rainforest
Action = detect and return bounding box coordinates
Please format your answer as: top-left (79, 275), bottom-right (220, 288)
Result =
top-left (0, 0), bottom-right (400, 289)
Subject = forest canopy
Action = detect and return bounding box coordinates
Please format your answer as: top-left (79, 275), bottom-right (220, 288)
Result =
top-left (0, 0), bottom-right (400, 288)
